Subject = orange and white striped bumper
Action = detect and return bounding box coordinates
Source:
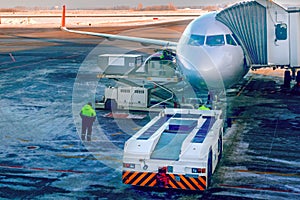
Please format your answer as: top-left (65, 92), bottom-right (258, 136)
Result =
top-left (122, 171), bottom-right (207, 191)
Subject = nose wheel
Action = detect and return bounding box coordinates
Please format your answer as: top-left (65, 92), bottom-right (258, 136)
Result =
top-left (292, 70), bottom-right (300, 94)
top-left (284, 69), bottom-right (300, 94)
top-left (283, 70), bottom-right (291, 88)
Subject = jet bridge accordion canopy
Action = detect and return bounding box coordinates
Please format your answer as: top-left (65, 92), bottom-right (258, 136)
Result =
top-left (216, 1), bottom-right (267, 65)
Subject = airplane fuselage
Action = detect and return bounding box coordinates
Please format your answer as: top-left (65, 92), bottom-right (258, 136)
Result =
top-left (177, 12), bottom-right (248, 91)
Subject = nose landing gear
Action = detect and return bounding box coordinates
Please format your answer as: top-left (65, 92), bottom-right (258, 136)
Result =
top-left (283, 69), bottom-right (300, 94)
top-left (292, 71), bottom-right (300, 94)
top-left (283, 70), bottom-right (292, 88)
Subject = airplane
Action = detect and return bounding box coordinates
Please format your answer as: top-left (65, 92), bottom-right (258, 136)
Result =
top-left (60, 1), bottom-right (300, 94)
top-left (60, 5), bottom-right (246, 93)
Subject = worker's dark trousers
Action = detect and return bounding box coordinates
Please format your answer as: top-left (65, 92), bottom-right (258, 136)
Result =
top-left (81, 121), bottom-right (93, 141)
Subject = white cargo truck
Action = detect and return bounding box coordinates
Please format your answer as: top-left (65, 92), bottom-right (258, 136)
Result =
top-left (102, 86), bottom-right (150, 111)
top-left (96, 53), bottom-right (181, 111)
top-left (98, 54), bottom-right (143, 75)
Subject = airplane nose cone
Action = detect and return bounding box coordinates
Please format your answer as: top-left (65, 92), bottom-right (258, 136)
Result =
top-left (177, 45), bottom-right (225, 91)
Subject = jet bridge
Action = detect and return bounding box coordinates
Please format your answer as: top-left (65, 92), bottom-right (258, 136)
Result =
top-left (216, 1), bottom-right (268, 66)
top-left (216, 0), bottom-right (300, 86)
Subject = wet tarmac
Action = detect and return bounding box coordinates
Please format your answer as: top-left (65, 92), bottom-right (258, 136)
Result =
top-left (0, 23), bottom-right (299, 199)
top-left (210, 73), bottom-right (300, 199)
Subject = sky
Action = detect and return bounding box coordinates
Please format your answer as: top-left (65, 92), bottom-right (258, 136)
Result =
top-left (0, 0), bottom-right (300, 9)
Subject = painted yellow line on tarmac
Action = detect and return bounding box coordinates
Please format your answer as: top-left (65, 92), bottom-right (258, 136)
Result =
top-left (220, 183), bottom-right (300, 194)
top-left (56, 154), bottom-right (97, 160)
top-left (93, 153), bottom-right (122, 163)
top-left (237, 76), bottom-right (253, 96)
top-left (17, 138), bottom-right (31, 142)
top-left (236, 169), bottom-right (300, 177)
top-left (62, 144), bottom-right (74, 148)
top-left (111, 132), bottom-right (123, 136)
top-left (0, 54), bottom-right (80, 72)
top-left (56, 153), bottom-right (122, 163)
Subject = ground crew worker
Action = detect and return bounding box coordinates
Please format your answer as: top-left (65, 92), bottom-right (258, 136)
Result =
top-left (198, 104), bottom-right (210, 110)
top-left (160, 50), bottom-right (172, 60)
top-left (160, 51), bottom-right (165, 60)
top-left (80, 102), bottom-right (96, 141)
top-left (156, 167), bottom-right (169, 187)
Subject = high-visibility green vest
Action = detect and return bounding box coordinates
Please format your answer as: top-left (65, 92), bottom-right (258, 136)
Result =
top-left (198, 105), bottom-right (210, 110)
top-left (81, 104), bottom-right (96, 117)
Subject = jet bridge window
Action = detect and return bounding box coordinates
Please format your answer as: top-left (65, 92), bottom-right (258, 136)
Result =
top-left (188, 34), bottom-right (205, 46)
top-left (120, 89), bottom-right (130, 93)
top-left (206, 35), bottom-right (225, 46)
top-left (134, 90), bottom-right (144, 94)
top-left (226, 34), bottom-right (237, 46)
top-left (275, 23), bottom-right (287, 40)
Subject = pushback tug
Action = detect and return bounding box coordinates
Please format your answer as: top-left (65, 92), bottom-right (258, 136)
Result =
top-left (122, 108), bottom-right (223, 191)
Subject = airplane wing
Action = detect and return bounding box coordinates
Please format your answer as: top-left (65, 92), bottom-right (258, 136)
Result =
top-left (60, 5), bottom-right (177, 48)
top-left (61, 27), bottom-right (178, 47)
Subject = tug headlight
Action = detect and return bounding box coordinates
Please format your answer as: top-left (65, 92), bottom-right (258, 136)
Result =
top-left (123, 163), bottom-right (135, 169)
top-left (192, 168), bottom-right (206, 173)
top-left (167, 166), bottom-right (173, 173)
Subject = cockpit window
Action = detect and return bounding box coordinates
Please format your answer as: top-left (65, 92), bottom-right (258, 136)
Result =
top-left (226, 34), bottom-right (237, 46)
top-left (206, 35), bottom-right (225, 46)
top-left (188, 34), bottom-right (205, 46)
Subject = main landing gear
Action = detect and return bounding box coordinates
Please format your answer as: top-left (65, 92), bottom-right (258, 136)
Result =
top-left (283, 69), bottom-right (300, 94)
